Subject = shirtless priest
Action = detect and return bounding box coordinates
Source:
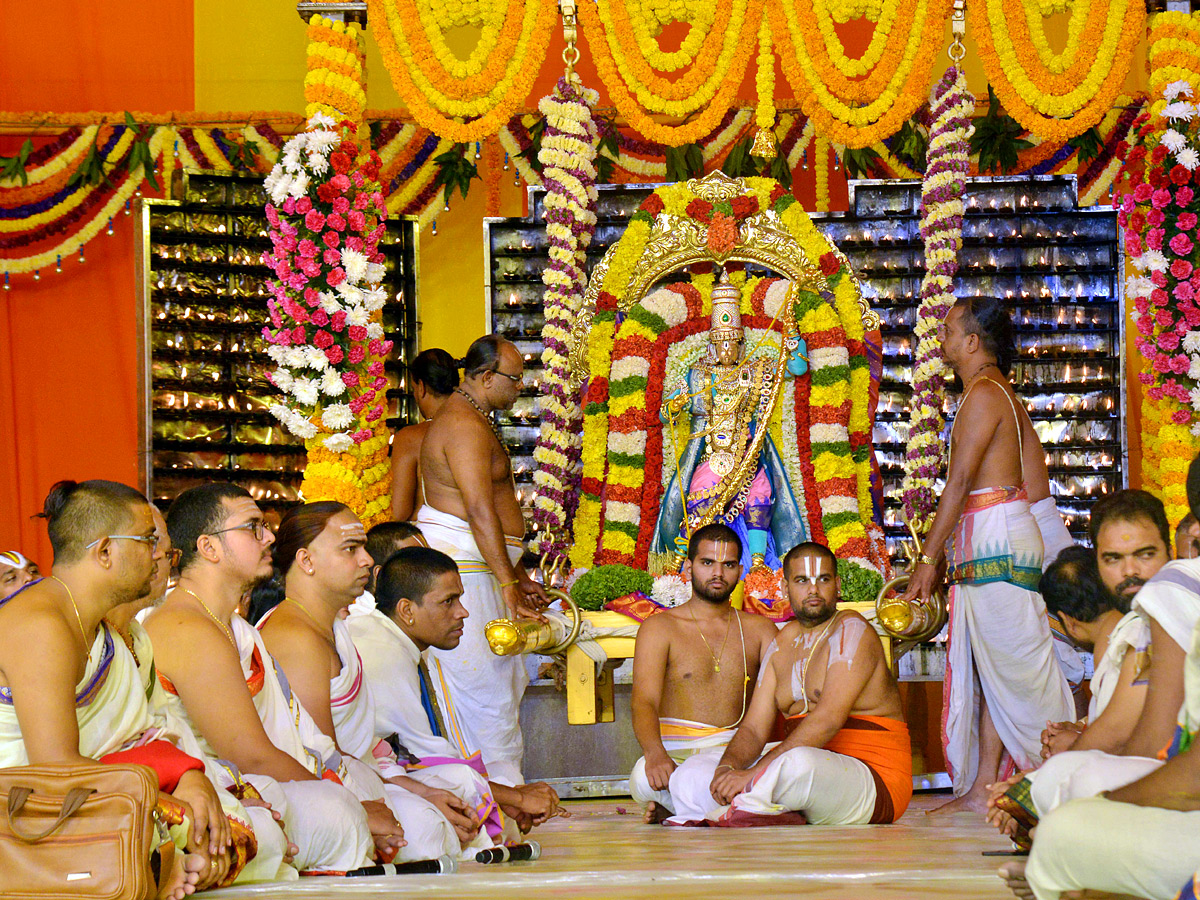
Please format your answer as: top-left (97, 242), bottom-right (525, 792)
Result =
top-left (670, 542), bottom-right (912, 826)
top-left (629, 524), bottom-right (778, 824)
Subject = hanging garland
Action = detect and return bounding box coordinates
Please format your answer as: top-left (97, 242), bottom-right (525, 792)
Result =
top-left (968, 0), bottom-right (1145, 142)
top-left (1148, 12), bottom-right (1200, 117)
top-left (576, 0), bottom-right (762, 146)
top-left (900, 66), bottom-right (973, 533)
top-left (367, 0), bottom-right (557, 143)
top-left (304, 16), bottom-right (367, 129)
top-left (530, 77), bottom-right (600, 562)
top-left (769, 0), bottom-right (953, 148)
top-left (260, 115), bottom-right (395, 526)
top-left (1119, 81), bottom-right (1200, 527)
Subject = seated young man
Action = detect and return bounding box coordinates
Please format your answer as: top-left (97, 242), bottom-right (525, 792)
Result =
top-left (670, 541), bottom-right (911, 827)
top-left (627, 523), bottom-right (778, 824)
top-left (258, 502), bottom-right (499, 859)
top-left (0, 480), bottom-right (229, 899)
top-left (346, 545), bottom-right (566, 835)
top-left (109, 504), bottom-right (294, 884)
top-left (344, 521), bottom-right (427, 620)
top-left (146, 483), bottom-right (384, 874)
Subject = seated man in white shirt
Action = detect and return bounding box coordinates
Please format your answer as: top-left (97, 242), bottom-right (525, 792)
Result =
top-left (347, 546), bottom-right (566, 834)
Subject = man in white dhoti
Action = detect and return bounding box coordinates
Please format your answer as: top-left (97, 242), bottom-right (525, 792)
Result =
top-left (146, 483), bottom-right (382, 874)
top-left (419, 335), bottom-right (548, 785)
top-left (349, 545), bottom-right (566, 835)
top-left (0, 479), bottom-right (215, 899)
top-left (669, 542), bottom-right (911, 827)
top-left (627, 524), bottom-right (778, 824)
top-left (902, 296), bottom-right (1073, 813)
top-left (258, 501), bottom-right (500, 859)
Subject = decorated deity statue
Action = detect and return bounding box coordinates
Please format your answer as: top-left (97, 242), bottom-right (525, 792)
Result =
top-left (653, 269), bottom-right (810, 571)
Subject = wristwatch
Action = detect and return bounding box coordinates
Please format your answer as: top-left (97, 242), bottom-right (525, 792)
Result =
top-left (917, 553), bottom-right (940, 567)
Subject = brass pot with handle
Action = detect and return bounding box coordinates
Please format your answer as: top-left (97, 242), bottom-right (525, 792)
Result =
top-left (875, 521), bottom-right (948, 643)
top-left (484, 551), bottom-right (584, 656)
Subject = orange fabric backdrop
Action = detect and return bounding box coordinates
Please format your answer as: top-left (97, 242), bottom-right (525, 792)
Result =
top-left (0, 1), bottom-right (194, 565)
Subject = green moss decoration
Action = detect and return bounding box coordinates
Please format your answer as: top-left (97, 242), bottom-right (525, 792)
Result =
top-left (570, 564), bottom-right (654, 612)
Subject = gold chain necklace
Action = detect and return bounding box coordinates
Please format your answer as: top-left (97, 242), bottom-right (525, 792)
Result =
top-left (688, 602), bottom-right (734, 674)
top-left (455, 388), bottom-right (506, 445)
top-left (50, 576), bottom-right (90, 653)
top-left (180, 588), bottom-right (237, 648)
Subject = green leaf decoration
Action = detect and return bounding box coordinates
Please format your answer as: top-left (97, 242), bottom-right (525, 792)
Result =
top-left (843, 146), bottom-right (883, 180)
top-left (970, 86), bottom-right (1034, 175)
top-left (433, 143), bottom-right (480, 203)
top-left (569, 564), bottom-right (654, 611)
top-left (596, 120), bottom-right (620, 185)
top-left (1067, 126), bottom-right (1104, 167)
top-left (0, 138), bottom-right (34, 186)
top-left (518, 116), bottom-right (547, 176)
top-left (665, 142), bottom-right (704, 182)
top-left (720, 135), bottom-right (757, 179)
top-left (893, 117), bottom-right (928, 172)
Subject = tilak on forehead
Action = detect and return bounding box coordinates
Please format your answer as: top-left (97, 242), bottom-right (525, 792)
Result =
top-left (799, 554), bottom-right (833, 579)
top-left (0, 551), bottom-right (29, 568)
top-left (339, 523), bottom-right (366, 539)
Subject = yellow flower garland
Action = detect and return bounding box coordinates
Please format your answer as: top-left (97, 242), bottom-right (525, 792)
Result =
top-left (755, 14), bottom-right (775, 134)
top-left (367, 0), bottom-right (556, 143)
top-left (968, 0), bottom-right (1145, 141)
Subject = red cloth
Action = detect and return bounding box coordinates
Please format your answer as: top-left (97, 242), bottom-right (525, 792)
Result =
top-left (101, 740), bottom-right (204, 793)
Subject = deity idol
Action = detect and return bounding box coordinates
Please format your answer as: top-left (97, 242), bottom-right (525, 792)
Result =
top-left (653, 271), bottom-right (810, 571)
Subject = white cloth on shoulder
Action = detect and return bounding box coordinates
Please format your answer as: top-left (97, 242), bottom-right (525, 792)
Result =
top-left (1132, 558), bottom-right (1200, 654)
top-left (418, 504), bottom-right (527, 786)
top-left (1089, 611), bottom-right (1150, 721)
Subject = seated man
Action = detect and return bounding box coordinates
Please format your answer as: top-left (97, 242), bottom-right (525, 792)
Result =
top-left (145, 483), bottom-right (382, 874)
top-left (627, 523), bottom-right (778, 824)
top-left (1002, 612), bottom-right (1200, 900)
top-left (258, 501), bottom-right (498, 859)
top-left (347, 544), bottom-right (567, 835)
top-left (109, 504), bottom-right (293, 884)
top-left (0, 480), bottom-right (221, 899)
top-left (345, 521), bottom-right (427, 619)
top-left (0, 549), bottom-right (39, 601)
top-left (671, 541), bottom-right (911, 826)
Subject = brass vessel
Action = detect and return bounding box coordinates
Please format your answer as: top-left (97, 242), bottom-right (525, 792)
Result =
top-left (874, 521), bottom-right (948, 643)
top-left (485, 586), bottom-right (583, 657)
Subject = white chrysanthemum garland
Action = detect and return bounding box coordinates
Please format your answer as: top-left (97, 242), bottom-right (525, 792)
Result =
top-left (261, 113), bottom-right (394, 454)
top-left (900, 67), bottom-right (974, 534)
top-left (530, 78), bottom-right (600, 561)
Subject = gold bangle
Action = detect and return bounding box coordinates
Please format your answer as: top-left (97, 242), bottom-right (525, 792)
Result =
top-left (714, 764), bottom-right (734, 774)
top-left (918, 553), bottom-right (939, 567)
top-left (498, 579), bottom-right (519, 588)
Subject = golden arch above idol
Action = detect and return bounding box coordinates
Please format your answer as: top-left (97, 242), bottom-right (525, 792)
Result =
top-left (564, 171), bottom-right (893, 607)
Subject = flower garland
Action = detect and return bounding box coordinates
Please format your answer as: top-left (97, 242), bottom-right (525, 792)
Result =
top-left (754, 13), bottom-right (776, 148)
top-left (1118, 80), bottom-right (1200, 527)
top-left (367, 0), bottom-right (556, 143)
top-left (530, 77), bottom-right (600, 563)
top-left (769, 0), bottom-right (952, 148)
top-left (260, 114), bottom-right (395, 526)
top-left (304, 16), bottom-right (367, 129)
top-left (1148, 12), bottom-right (1200, 117)
top-left (968, 0), bottom-right (1145, 142)
top-left (900, 67), bottom-right (973, 533)
top-left (576, 0), bottom-right (762, 146)
top-left (571, 176), bottom-right (889, 591)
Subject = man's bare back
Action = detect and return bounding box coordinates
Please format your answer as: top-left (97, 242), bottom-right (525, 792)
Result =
top-left (770, 611), bottom-right (903, 722)
top-left (644, 602), bottom-right (779, 726)
top-left (952, 376), bottom-right (1036, 493)
top-left (422, 393), bottom-right (525, 538)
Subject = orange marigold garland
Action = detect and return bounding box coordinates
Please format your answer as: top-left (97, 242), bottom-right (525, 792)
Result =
top-left (769, 0), bottom-right (953, 148)
top-left (968, 0), bottom-right (1145, 142)
top-left (367, 0), bottom-right (557, 143)
top-left (305, 16), bottom-right (368, 130)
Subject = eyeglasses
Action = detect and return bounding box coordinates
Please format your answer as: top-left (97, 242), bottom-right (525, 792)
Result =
top-left (205, 519), bottom-right (272, 542)
top-left (85, 534), bottom-right (160, 551)
top-left (490, 369), bottom-right (523, 384)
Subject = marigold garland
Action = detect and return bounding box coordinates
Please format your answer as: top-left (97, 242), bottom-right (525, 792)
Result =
top-left (769, 0), bottom-right (953, 148)
top-left (530, 77), bottom-right (600, 562)
top-left (367, 0), bottom-right (556, 143)
top-left (577, 0), bottom-right (762, 147)
top-left (305, 16), bottom-right (367, 129)
top-left (968, 0), bottom-right (1145, 142)
top-left (901, 67), bottom-right (973, 533)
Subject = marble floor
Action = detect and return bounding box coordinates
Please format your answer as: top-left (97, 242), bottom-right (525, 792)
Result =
top-left (212, 792), bottom-right (1025, 900)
